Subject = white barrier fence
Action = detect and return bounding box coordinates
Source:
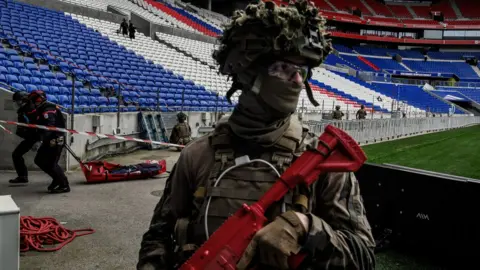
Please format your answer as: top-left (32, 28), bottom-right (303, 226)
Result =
top-left (306, 116), bottom-right (480, 145)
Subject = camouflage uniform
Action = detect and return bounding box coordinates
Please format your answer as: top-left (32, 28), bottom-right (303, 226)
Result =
top-left (170, 123), bottom-right (191, 145)
top-left (169, 113), bottom-right (192, 147)
top-left (356, 108), bottom-right (367, 120)
top-left (333, 106), bottom-right (344, 120)
top-left (138, 1), bottom-right (375, 269)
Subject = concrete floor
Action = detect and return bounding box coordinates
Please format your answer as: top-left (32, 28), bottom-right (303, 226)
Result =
top-left (0, 149), bottom-right (181, 270)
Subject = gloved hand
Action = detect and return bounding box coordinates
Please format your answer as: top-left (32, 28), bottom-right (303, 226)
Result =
top-left (237, 211), bottom-right (309, 270)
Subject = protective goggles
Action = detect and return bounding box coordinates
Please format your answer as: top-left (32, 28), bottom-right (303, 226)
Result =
top-left (267, 61), bottom-right (310, 82)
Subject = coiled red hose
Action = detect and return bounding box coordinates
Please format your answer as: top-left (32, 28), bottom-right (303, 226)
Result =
top-left (20, 216), bottom-right (95, 252)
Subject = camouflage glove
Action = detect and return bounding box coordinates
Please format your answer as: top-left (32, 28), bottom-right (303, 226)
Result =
top-left (237, 211), bottom-right (309, 270)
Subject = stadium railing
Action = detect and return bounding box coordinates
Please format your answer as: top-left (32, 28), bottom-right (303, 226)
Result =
top-left (306, 116), bottom-right (480, 145)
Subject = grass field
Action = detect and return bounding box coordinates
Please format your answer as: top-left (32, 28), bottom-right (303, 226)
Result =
top-left (361, 125), bottom-right (480, 179)
top-left (361, 125), bottom-right (480, 269)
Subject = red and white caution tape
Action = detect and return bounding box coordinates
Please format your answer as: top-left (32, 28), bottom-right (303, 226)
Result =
top-left (0, 120), bottom-right (185, 148)
top-left (0, 124), bottom-right (13, 134)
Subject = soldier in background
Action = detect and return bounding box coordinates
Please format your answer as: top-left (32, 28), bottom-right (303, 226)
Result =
top-left (356, 104), bottom-right (367, 120)
top-left (138, 1), bottom-right (375, 270)
top-left (332, 105), bottom-right (344, 120)
top-left (169, 112), bottom-right (192, 150)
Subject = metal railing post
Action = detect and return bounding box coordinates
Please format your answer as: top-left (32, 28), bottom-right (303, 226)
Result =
top-left (117, 82), bottom-right (121, 132)
top-left (70, 74), bottom-right (75, 130)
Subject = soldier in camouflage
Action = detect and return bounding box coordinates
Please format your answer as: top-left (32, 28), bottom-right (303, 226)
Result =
top-left (169, 112), bottom-right (192, 149)
top-left (137, 1), bottom-right (375, 269)
top-left (332, 105), bottom-right (344, 120)
top-left (356, 105), bottom-right (367, 120)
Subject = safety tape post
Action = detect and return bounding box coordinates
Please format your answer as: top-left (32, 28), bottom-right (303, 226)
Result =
top-left (0, 120), bottom-right (185, 148)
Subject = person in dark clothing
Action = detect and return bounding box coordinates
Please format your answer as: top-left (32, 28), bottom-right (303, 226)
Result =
top-left (128, 20), bottom-right (136, 40)
top-left (28, 90), bottom-right (70, 193)
top-left (9, 91), bottom-right (39, 184)
top-left (120, 18), bottom-right (128, 37)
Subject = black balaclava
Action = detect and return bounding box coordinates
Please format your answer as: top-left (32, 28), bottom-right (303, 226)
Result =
top-left (228, 63), bottom-right (304, 148)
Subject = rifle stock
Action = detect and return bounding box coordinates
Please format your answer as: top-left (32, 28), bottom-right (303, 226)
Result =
top-left (180, 125), bottom-right (367, 270)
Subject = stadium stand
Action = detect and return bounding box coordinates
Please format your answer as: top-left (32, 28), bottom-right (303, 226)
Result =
top-left (371, 82), bottom-right (462, 114)
top-left (403, 60), bottom-right (478, 78)
top-left (74, 15), bottom-right (233, 102)
top-left (312, 0), bottom-right (334, 11)
top-left (387, 5), bottom-right (413, 18)
top-left (410, 5), bottom-right (433, 19)
top-left (455, 0), bottom-right (480, 19)
top-left (59, 0), bottom-right (196, 32)
top-left (365, 57), bottom-right (408, 72)
top-left (0, 0), bottom-right (233, 113)
top-left (363, 0), bottom-right (393, 16)
top-left (142, 0), bottom-right (220, 37)
top-left (312, 69), bottom-right (399, 113)
top-left (431, 0), bottom-right (457, 19)
top-left (161, 1), bottom-right (222, 35)
top-left (156, 32), bottom-right (217, 67)
top-left (437, 87), bottom-right (480, 103)
top-left (2, 0), bottom-right (478, 116)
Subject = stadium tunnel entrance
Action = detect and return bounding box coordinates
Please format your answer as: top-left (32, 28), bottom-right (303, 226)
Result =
top-left (449, 100), bottom-right (480, 116)
top-left (435, 90), bottom-right (480, 116)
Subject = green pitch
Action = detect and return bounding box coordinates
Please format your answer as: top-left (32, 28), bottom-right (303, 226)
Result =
top-left (361, 124), bottom-right (480, 269)
top-left (361, 125), bottom-right (480, 179)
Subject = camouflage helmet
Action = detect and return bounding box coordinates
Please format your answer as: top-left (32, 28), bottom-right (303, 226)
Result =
top-left (177, 112), bottom-right (187, 121)
top-left (213, 0), bottom-right (333, 106)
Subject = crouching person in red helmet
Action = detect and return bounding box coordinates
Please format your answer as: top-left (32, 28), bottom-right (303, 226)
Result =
top-left (28, 90), bottom-right (70, 193)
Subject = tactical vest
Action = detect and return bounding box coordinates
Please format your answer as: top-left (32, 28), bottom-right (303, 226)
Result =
top-left (175, 123), bottom-right (191, 145)
top-left (333, 110), bottom-right (343, 120)
top-left (174, 122), bottom-right (312, 263)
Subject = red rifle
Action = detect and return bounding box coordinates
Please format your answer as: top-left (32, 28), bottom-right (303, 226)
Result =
top-left (180, 125), bottom-right (367, 270)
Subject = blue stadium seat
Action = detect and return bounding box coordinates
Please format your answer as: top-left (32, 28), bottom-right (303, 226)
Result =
top-left (12, 83), bottom-right (26, 91)
top-left (26, 63), bottom-right (37, 70)
top-left (8, 67), bottom-right (20, 75)
top-left (38, 65), bottom-right (50, 72)
top-left (25, 84), bottom-right (37, 93)
top-left (38, 85), bottom-right (50, 93)
top-left (6, 74), bottom-right (18, 84)
top-left (41, 78), bottom-right (51, 86)
top-left (56, 72), bottom-right (67, 80)
top-left (30, 77), bottom-right (41, 85)
top-left (58, 95), bottom-right (69, 105)
top-left (19, 76), bottom-right (30, 84)
top-left (0, 66), bottom-right (7, 74)
top-left (62, 80), bottom-right (73, 87)
top-left (23, 57), bottom-right (35, 64)
top-left (20, 69), bottom-right (32, 76)
top-left (32, 70), bottom-right (43, 78)
top-left (43, 72), bottom-right (56, 79)
top-left (49, 86), bottom-right (60, 95)
top-left (46, 94), bottom-right (58, 104)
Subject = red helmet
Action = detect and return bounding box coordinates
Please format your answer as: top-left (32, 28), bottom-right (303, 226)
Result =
top-left (28, 90), bottom-right (47, 104)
